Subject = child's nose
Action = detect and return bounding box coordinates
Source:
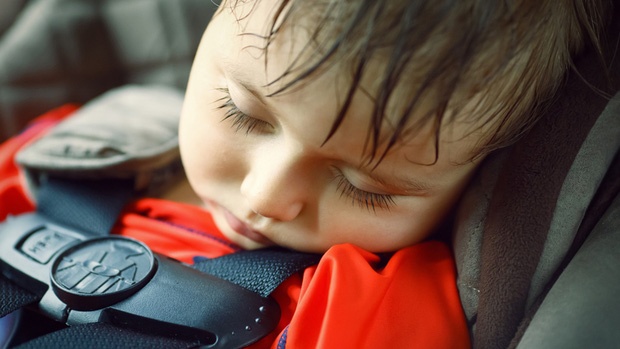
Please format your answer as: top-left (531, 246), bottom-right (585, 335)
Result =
top-left (240, 156), bottom-right (306, 221)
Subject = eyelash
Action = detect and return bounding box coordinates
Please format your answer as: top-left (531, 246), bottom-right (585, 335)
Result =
top-left (216, 88), bottom-right (272, 134)
top-left (332, 168), bottom-right (396, 212)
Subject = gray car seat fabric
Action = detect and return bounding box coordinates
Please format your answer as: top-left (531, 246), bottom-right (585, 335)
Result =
top-left (15, 85), bottom-right (185, 199)
top-left (453, 92), bottom-right (620, 346)
top-left (525, 95), bottom-right (620, 310)
top-left (0, 0), bottom-right (215, 142)
top-left (453, 148), bottom-right (506, 328)
top-left (0, 0), bottom-right (26, 36)
top-left (452, 3), bottom-right (620, 345)
top-left (16, 85), bottom-right (183, 176)
top-left (516, 181), bottom-right (620, 349)
top-left (455, 93), bottom-right (620, 313)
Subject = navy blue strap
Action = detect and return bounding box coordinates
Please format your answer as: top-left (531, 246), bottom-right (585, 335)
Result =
top-left (36, 177), bottom-right (134, 236)
top-left (193, 248), bottom-right (321, 297)
top-left (0, 278), bottom-right (39, 318)
top-left (12, 323), bottom-right (199, 349)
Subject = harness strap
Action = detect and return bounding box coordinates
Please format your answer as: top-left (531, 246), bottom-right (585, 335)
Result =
top-left (36, 176), bottom-right (135, 237)
top-left (194, 249), bottom-right (321, 297)
top-left (0, 279), bottom-right (38, 318)
top-left (13, 323), bottom-right (198, 349)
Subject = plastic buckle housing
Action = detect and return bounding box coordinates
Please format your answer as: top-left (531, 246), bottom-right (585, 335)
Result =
top-left (0, 212), bottom-right (280, 348)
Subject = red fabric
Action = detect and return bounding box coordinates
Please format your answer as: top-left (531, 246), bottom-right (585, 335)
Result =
top-left (0, 107), bottom-right (470, 349)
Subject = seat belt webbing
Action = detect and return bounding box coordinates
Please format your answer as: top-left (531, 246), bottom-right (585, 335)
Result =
top-left (0, 279), bottom-right (39, 319)
top-left (36, 176), bottom-right (135, 237)
top-left (194, 248), bottom-right (321, 297)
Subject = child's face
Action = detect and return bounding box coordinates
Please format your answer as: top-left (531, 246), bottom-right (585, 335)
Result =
top-left (179, 0), bottom-right (481, 253)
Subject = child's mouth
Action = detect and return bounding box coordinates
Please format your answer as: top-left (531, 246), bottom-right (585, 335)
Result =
top-left (221, 208), bottom-right (274, 246)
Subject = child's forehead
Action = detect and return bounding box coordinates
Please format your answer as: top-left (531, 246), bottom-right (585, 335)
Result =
top-left (218, 0), bottom-right (496, 163)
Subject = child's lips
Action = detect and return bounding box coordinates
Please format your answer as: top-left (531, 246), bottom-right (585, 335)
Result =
top-left (221, 208), bottom-right (273, 246)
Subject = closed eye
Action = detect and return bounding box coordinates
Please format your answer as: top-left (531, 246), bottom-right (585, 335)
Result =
top-left (331, 167), bottom-right (397, 212)
top-left (216, 87), bottom-right (273, 134)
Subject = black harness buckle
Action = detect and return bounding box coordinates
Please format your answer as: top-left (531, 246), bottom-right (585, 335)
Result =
top-left (0, 213), bottom-right (281, 348)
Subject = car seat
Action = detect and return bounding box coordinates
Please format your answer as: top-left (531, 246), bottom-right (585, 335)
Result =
top-left (0, 0), bottom-right (619, 348)
top-left (452, 7), bottom-right (620, 347)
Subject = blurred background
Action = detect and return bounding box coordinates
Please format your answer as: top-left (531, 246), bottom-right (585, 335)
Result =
top-left (0, 0), bottom-right (217, 142)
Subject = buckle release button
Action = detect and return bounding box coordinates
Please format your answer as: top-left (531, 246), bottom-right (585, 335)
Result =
top-left (20, 227), bottom-right (77, 264)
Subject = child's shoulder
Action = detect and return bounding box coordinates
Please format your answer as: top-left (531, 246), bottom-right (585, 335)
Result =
top-left (286, 241), bottom-right (468, 349)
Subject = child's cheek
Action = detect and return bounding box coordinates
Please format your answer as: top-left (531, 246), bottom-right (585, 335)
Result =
top-left (181, 114), bottom-right (246, 198)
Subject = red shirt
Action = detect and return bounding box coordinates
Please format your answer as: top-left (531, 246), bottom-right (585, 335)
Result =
top-left (0, 106), bottom-right (470, 349)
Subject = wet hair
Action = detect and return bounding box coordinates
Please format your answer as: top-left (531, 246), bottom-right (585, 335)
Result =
top-left (224, 0), bottom-right (609, 164)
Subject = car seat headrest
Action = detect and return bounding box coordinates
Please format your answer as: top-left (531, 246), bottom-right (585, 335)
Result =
top-left (16, 85), bottom-right (185, 196)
